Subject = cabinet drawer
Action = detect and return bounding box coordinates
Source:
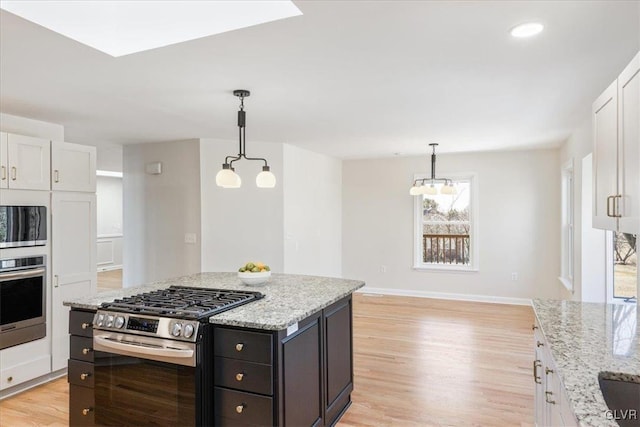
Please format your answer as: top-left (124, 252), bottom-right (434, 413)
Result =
top-left (214, 328), bottom-right (272, 365)
top-left (70, 336), bottom-right (94, 362)
top-left (214, 387), bottom-right (273, 426)
top-left (68, 359), bottom-right (94, 388)
top-left (69, 310), bottom-right (95, 338)
top-left (214, 357), bottom-right (272, 395)
top-left (69, 384), bottom-right (95, 426)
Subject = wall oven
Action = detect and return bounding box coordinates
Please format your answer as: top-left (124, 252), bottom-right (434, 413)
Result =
top-left (0, 256), bottom-right (46, 350)
top-left (0, 205), bottom-right (47, 248)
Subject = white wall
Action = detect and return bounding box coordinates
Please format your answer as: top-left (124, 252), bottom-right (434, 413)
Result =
top-left (96, 176), bottom-right (123, 270)
top-left (283, 144), bottom-right (342, 277)
top-left (199, 138), bottom-right (284, 273)
top-left (123, 140), bottom-right (201, 287)
top-left (97, 145), bottom-right (123, 172)
top-left (559, 116), bottom-right (607, 302)
top-left (0, 112), bottom-right (64, 140)
top-left (342, 149), bottom-right (561, 301)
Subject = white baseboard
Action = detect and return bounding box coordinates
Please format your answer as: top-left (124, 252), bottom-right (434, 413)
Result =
top-left (97, 264), bottom-right (123, 272)
top-left (356, 286), bottom-right (532, 306)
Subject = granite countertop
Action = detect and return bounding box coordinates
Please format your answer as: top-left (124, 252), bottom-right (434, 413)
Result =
top-left (532, 299), bottom-right (639, 427)
top-left (64, 272), bottom-right (365, 330)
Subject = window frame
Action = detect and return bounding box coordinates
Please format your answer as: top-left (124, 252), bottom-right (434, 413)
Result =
top-left (413, 172), bottom-right (479, 272)
top-left (559, 159), bottom-right (574, 292)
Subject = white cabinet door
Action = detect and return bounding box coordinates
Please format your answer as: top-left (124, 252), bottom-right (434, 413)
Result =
top-left (51, 192), bottom-right (97, 371)
top-left (592, 81), bottom-right (619, 230)
top-left (6, 134), bottom-right (50, 190)
top-left (51, 141), bottom-right (96, 192)
top-left (618, 52), bottom-right (640, 234)
top-left (0, 132), bottom-right (7, 189)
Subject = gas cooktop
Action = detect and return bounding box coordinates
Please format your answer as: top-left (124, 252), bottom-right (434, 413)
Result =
top-left (99, 285), bottom-right (264, 320)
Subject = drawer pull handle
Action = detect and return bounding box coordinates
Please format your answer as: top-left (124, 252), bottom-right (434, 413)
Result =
top-left (80, 373), bottom-right (91, 380)
top-left (10, 166), bottom-right (16, 181)
top-left (536, 340), bottom-right (544, 347)
top-left (82, 348), bottom-right (92, 355)
top-left (81, 322), bottom-right (92, 329)
top-left (533, 360), bottom-right (541, 384)
top-left (545, 367), bottom-right (554, 375)
top-left (235, 343), bottom-right (244, 352)
top-left (54, 170), bottom-right (60, 183)
top-left (545, 391), bottom-right (556, 405)
top-left (236, 404), bottom-right (245, 414)
top-left (235, 373), bottom-right (244, 381)
top-left (1, 166), bottom-right (6, 181)
top-left (82, 408), bottom-right (93, 416)
top-left (532, 325), bottom-right (538, 330)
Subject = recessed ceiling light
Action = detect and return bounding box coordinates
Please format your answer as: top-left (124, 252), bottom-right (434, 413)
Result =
top-left (510, 22), bottom-right (544, 38)
top-left (0, 1), bottom-right (302, 57)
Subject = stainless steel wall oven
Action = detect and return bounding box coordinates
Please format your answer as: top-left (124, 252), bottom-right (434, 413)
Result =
top-left (0, 255), bottom-right (46, 350)
top-left (0, 205), bottom-right (47, 248)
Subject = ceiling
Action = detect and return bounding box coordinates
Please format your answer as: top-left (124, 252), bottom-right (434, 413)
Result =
top-left (1, 1), bottom-right (638, 159)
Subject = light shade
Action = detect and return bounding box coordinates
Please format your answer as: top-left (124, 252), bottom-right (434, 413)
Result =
top-left (0, 1), bottom-right (302, 57)
top-left (441, 184), bottom-right (457, 195)
top-left (216, 168), bottom-right (241, 188)
top-left (510, 22), bottom-right (544, 38)
top-left (409, 185), bottom-right (422, 196)
top-left (256, 170), bottom-right (276, 188)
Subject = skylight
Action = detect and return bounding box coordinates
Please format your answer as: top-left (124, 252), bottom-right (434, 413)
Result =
top-left (0, 1), bottom-right (302, 57)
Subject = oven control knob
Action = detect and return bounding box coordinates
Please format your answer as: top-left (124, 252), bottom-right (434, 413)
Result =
top-left (114, 316), bottom-right (125, 329)
top-left (96, 314), bottom-right (105, 327)
top-left (171, 323), bottom-right (182, 337)
top-left (106, 315), bottom-right (114, 328)
top-left (183, 324), bottom-right (195, 338)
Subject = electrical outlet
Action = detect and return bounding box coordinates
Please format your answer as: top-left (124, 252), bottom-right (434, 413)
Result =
top-left (511, 272), bottom-right (518, 281)
top-left (184, 233), bottom-right (197, 244)
top-left (380, 265), bottom-right (387, 273)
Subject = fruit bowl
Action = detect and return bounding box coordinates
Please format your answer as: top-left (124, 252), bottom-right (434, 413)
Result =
top-left (238, 271), bottom-right (271, 286)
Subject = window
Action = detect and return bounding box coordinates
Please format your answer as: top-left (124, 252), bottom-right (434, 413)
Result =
top-left (414, 174), bottom-right (477, 270)
top-left (609, 231), bottom-right (637, 302)
top-left (559, 159), bottom-right (574, 291)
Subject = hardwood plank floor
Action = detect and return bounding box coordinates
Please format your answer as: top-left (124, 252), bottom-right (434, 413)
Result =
top-left (96, 268), bottom-right (122, 292)
top-left (0, 294), bottom-right (534, 427)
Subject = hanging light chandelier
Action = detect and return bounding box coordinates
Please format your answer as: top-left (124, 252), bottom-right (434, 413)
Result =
top-left (215, 89), bottom-right (276, 189)
top-left (409, 143), bottom-right (457, 196)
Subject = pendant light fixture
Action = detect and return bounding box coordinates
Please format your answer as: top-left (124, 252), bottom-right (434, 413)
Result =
top-left (409, 143), bottom-right (457, 196)
top-left (215, 89), bottom-right (276, 189)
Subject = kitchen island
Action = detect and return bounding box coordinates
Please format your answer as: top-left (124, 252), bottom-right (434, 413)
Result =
top-left (533, 299), bottom-right (640, 427)
top-left (64, 272), bottom-right (365, 426)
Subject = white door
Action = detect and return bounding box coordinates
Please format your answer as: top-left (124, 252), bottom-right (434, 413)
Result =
top-left (0, 132), bottom-right (7, 189)
top-left (7, 134), bottom-right (51, 190)
top-left (592, 81), bottom-right (619, 230)
top-left (51, 192), bottom-right (97, 371)
top-left (51, 141), bottom-right (97, 192)
top-left (618, 52), bottom-right (640, 234)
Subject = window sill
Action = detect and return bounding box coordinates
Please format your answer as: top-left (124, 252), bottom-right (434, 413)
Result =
top-left (413, 265), bottom-right (478, 273)
top-left (558, 276), bottom-right (573, 292)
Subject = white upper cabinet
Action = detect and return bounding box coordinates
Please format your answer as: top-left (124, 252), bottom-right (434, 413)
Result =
top-left (618, 53), bottom-right (640, 233)
top-left (593, 51), bottom-right (640, 234)
top-left (3, 134), bottom-right (51, 190)
top-left (0, 132), bottom-right (7, 189)
top-left (51, 141), bottom-right (96, 192)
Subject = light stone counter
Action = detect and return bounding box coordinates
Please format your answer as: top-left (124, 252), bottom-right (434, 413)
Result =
top-left (64, 272), bottom-right (365, 330)
top-left (532, 299), bottom-right (639, 427)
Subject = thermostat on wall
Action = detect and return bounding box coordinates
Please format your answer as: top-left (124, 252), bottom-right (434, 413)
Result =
top-left (145, 162), bottom-right (162, 175)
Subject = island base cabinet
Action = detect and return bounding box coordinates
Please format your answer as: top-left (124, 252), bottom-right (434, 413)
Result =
top-left (324, 298), bottom-right (353, 425)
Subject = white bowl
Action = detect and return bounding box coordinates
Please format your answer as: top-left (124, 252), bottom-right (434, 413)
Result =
top-left (238, 271), bottom-right (271, 286)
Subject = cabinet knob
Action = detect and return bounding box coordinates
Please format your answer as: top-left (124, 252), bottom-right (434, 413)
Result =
top-left (80, 373), bottom-right (91, 381)
top-left (82, 348), bottom-right (92, 355)
top-left (235, 373), bottom-right (244, 382)
top-left (235, 343), bottom-right (244, 352)
top-left (7, 376), bottom-right (13, 383)
top-left (235, 404), bottom-right (245, 414)
top-left (82, 408), bottom-right (93, 416)
top-left (81, 322), bottom-right (92, 329)
top-left (536, 341), bottom-right (544, 347)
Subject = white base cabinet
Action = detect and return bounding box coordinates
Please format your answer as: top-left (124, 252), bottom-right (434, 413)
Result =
top-left (533, 319), bottom-right (578, 427)
top-left (51, 192), bottom-right (97, 371)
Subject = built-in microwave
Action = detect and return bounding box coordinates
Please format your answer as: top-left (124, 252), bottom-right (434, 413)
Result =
top-left (0, 205), bottom-right (47, 248)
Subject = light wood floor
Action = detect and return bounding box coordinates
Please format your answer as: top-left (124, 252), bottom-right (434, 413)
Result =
top-left (0, 294), bottom-right (534, 427)
top-left (96, 268), bottom-right (123, 292)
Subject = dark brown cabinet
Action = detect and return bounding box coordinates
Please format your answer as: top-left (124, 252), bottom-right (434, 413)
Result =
top-left (68, 309), bottom-right (96, 426)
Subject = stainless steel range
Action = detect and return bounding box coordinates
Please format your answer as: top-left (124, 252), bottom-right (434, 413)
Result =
top-left (91, 286), bottom-right (263, 426)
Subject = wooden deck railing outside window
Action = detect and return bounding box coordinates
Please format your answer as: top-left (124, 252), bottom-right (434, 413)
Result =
top-left (423, 234), bottom-right (470, 265)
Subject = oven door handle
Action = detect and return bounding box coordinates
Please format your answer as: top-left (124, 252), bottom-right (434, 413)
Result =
top-left (94, 336), bottom-right (194, 359)
top-left (0, 267), bottom-right (46, 281)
